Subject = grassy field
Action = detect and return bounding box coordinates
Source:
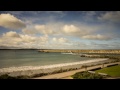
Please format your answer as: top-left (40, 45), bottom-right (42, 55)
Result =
top-left (95, 65), bottom-right (120, 77)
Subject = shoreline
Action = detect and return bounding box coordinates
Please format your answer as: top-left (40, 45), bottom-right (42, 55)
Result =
top-left (33, 61), bottom-right (120, 79)
top-left (0, 58), bottom-right (110, 77)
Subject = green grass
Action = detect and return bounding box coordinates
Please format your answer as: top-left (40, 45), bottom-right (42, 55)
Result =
top-left (96, 65), bottom-right (120, 77)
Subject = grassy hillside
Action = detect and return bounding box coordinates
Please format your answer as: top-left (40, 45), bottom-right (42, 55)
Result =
top-left (95, 65), bottom-right (120, 77)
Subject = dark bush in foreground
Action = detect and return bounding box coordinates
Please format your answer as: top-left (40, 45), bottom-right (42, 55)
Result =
top-left (0, 74), bottom-right (15, 79)
top-left (32, 73), bottom-right (48, 78)
top-left (72, 71), bottom-right (103, 79)
top-left (0, 74), bottom-right (30, 79)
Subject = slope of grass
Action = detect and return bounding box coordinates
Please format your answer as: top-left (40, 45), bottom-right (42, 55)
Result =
top-left (95, 65), bottom-right (120, 77)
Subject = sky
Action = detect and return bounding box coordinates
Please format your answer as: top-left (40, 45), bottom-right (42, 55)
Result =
top-left (0, 11), bottom-right (120, 49)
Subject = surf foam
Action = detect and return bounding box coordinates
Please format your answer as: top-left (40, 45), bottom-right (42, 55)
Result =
top-left (0, 58), bottom-right (108, 73)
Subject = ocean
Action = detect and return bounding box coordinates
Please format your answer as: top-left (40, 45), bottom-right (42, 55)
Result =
top-left (0, 50), bottom-right (111, 76)
top-left (0, 49), bottom-right (95, 69)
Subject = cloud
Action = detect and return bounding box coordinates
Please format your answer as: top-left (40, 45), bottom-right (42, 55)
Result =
top-left (53, 37), bottom-right (69, 43)
top-left (22, 27), bottom-right (37, 34)
top-left (20, 35), bottom-right (36, 43)
top-left (50, 39), bottom-right (91, 49)
top-left (22, 25), bottom-right (50, 35)
top-left (23, 23), bottom-right (114, 41)
top-left (89, 42), bottom-right (120, 49)
top-left (62, 24), bottom-right (91, 37)
top-left (82, 34), bottom-right (111, 40)
top-left (3, 31), bottom-right (20, 38)
top-left (62, 25), bottom-right (79, 33)
top-left (49, 37), bottom-right (73, 49)
top-left (98, 11), bottom-right (120, 23)
top-left (19, 34), bottom-right (49, 48)
top-left (1, 31), bottom-right (36, 44)
top-left (35, 25), bottom-right (45, 30)
top-left (0, 32), bottom-right (22, 47)
top-left (0, 13), bottom-right (26, 29)
top-left (0, 31), bottom-right (50, 49)
top-left (35, 25), bottom-right (56, 35)
top-left (1, 31), bottom-right (38, 47)
top-left (39, 35), bottom-right (48, 42)
top-left (23, 23), bottom-right (102, 40)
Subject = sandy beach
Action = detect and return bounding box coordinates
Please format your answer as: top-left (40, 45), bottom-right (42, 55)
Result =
top-left (33, 61), bottom-right (120, 79)
top-left (0, 58), bottom-right (111, 77)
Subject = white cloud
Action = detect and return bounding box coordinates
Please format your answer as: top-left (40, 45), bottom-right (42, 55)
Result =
top-left (52, 37), bottom-right (57, 41)
top-left (0, 13), bottom-right (26, 29)
top-left (1, 31), bottom-right (37, 44)
top-left (0, 31), bottom-right (50, 49)
top-left (39, 35), bottom-right (48, 42)
top-left (2, 31), bottom-right (38, 45)
top-left (53, 37), bottom-right (69, 43)
top-left (18, 34), bottom-right (49, 48)
top-left (22, 28), bottom-right (37, 34)
top-left (62, 24), bottom-right (91, 37)
top-left (35, 25), bottom-right (55, 35)
top-left (50, 39), bottom-right (91, 49)
top-left (1, 11), bottom-right (120, 49)
top-left (82, 34), bottom-right (111, 40)
top-left (62, 25), bottom-right (79, 33)
top-left (35, 25), bottom-right (46, 30)
top-left (3, 31), bottom-right (20, 38)
top-left (23, 23), bottom-right (98, 38)
top-left (20, 35), bottom-right (36, 43)
top-left (59, 38), bottom-right (69, 43)
top-left (0, 32), bottom-right (22, 47)
top-left (23, 23), bottom-right (114, 41)
top-left (98, 11), bottom-right (120, 22)
top-left (22, 25), bottom-right (54, 35)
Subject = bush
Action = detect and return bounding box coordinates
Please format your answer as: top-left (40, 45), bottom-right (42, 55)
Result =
top-left (72, 71), bottom-right (103, 79)
top-left (32, 73), bottom-right (47, 78)
top-left (0, 74), bottom-right (15, 79)
top-left (0, 74), bottom-right (30, 79)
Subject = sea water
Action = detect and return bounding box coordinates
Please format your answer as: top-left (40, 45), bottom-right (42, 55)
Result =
top-left (0, 50), bottom-right (110, 74)
top-left (0, 49), bottom-right (95, 69)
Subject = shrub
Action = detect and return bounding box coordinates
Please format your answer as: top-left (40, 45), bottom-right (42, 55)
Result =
top-left (0, 74), bottom-right (30, 79)
top-left (0, 74), bottom-right (15, 79)
top-left (72, 71), bottom-right (103, 79)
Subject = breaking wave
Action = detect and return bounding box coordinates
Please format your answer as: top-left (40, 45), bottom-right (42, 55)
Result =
top-left (0, 58), bottom-right (108, 73)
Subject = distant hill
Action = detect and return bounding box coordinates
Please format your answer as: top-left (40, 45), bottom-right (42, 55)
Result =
top-left (0, 46), bottom-right (38, 50)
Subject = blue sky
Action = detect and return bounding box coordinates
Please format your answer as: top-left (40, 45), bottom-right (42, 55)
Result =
top-left (0, 11), bottom-right (120, 49)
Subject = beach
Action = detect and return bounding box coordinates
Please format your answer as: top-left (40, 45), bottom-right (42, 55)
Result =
top-left (0, 50), bottom-right (119, 78)
top-left (0, 58), bottom-right (110, 77)
top-left (33, 61), bottom-right (120, 79)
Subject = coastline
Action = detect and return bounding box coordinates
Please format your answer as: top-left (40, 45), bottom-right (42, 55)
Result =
top-left (0, 58), bottom-right (110, 77)
top-left (33, 61), bottom-right (120, 79)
